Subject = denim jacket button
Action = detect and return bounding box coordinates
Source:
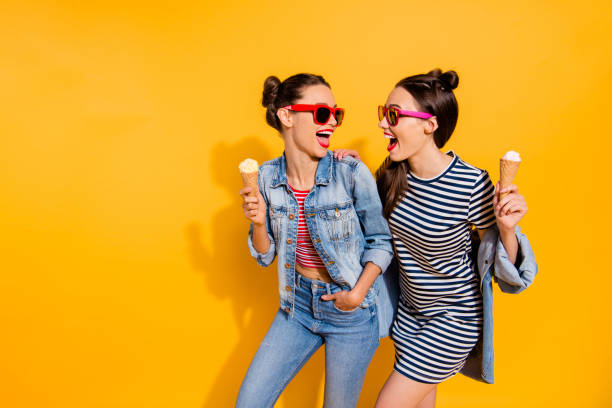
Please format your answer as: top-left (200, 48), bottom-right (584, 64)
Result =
top-left (288, 214), bottom-right (295, 220)
top-left (285, 285), bottom-right (291, 292)
top-left (286, 238), bottom-right (293, 244)
top-left (285, 307), bottom-right (290, 313)
top-left (285, 263), bottom-right (291, 269)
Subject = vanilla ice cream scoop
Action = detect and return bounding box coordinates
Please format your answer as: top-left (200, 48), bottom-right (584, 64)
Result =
top-left (239, 158), bottom-right (259, 173)
top-left (502, 150), bottom-right (521, 162)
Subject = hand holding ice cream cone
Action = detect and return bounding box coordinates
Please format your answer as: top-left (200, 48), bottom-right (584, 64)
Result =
top-left (494, 151), bottom-right (528, 232)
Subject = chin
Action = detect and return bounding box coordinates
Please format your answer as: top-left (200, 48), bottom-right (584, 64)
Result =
top-left (315, 143), bottom-right (328, 156)
top-left (388, 148), bottom-right (404, 162)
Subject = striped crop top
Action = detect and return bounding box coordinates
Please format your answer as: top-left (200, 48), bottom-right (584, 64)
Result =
top-left (290, 185), bottom-right (327, 269)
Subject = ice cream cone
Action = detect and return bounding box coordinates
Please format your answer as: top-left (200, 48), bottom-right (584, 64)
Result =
top-left (240, 171), bottom-right (259, 197)
top-left (499, 159), bottom-right (520, 199)
top-left (239, 158), bottom-right (260, 197)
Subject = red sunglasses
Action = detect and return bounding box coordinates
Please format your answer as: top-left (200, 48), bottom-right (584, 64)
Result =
top-left (378, 105), bottom-right (433, 126)
top-left (281, 104), bottom-right (345, 126)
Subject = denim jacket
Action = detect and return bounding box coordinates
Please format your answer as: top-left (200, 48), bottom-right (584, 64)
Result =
top-left (459, 225), bottom-right (538, 383)
top-left (247, 150), bottom-right (395, 338)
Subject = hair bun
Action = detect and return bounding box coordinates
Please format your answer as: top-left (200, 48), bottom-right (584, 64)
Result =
top-left (262, 76), bottom-right (281, 107)
top-left (426, 68), bottom-right (459, 91)
top-left (438, 70), bottom-right (459, 90)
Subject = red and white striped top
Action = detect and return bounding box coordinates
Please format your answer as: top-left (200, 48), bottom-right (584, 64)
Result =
top-left (290, 185), bottom-right (327, 269)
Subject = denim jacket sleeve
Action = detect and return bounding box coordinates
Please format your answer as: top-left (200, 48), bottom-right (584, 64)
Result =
top-left (352, 161), bottom-right (393, 272)
top-left (461, 225), bottom-right (537, 384)
top-left (493, 225), bottom-right (538, 293)
top-left (247, 171), bottom-right (276, 267)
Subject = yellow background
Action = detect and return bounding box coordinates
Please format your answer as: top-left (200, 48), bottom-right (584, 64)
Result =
top-left (1, 1), bottom-right (610, 407)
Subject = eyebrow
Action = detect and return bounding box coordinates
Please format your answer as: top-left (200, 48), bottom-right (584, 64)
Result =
top-left (389, 104), bottom-right (402, 108)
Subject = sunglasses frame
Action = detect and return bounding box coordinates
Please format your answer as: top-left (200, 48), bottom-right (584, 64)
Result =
top-left (281, 104), bottom-right (345, 126)
top-left (378, 105), bottom-right (433, 126)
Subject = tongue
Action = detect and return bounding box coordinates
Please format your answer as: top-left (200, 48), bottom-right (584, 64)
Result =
top-left (317, 136), bottom-right (330, 148)
top-left (387, 139), bottom-right (398, 152)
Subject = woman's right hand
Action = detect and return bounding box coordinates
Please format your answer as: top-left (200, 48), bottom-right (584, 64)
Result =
top-left (239, 187), bottom-right (267, 226)
top-left (333, 149), bottom-right (361, 161)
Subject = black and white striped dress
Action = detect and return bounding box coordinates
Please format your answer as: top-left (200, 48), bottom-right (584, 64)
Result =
top-left (389, 152), bottom-right (496, 384)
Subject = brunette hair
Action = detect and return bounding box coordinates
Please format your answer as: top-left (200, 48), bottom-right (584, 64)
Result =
top-left (375, 68), bottom-right (460, 218)
top-left (261, 73), bottom-right (330, 131)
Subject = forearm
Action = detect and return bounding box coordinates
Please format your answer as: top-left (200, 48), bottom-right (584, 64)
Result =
top-left (351, 262), bottom-right (381, 302)
top-left (499, 227), bottom-right (518, 264)
top-left (252, 222), bottom-right (271, 254)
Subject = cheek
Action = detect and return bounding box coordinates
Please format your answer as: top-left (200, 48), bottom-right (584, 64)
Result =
top-left (295, 117), bottom-right (317, 139)
top-left (395, 123), bottom-right (423, 146)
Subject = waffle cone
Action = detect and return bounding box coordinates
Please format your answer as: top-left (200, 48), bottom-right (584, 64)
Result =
top-left (240, 171), bottom-right (259, 197)
top-left (499, 159), bottom-right (520, 198)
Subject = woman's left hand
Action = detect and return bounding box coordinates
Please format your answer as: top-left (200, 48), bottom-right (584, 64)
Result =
top-left (494, 182), bottom-right (528, 232)
top-left (321, 290), bottom-right (362, 311)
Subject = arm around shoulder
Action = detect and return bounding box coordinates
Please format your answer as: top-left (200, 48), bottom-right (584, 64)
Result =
top-left (352, 161), bottom-right (393, 272)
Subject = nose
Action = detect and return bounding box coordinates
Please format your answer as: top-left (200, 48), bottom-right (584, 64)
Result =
top-left (328, 111), bottom-right (338, 127)
top-left (378, 116), bottom-right (389, 129)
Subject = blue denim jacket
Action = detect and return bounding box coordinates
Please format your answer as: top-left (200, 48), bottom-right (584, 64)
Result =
top-left (459, 225), bottom-right (538, 383)
top-left (247, 150), bottom-right (395, 338)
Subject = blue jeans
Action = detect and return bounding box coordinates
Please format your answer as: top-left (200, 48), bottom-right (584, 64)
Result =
top-left (236, 274), bottom-right (380, 408)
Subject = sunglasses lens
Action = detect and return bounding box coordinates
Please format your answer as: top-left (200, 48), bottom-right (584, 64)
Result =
top-left (388, 108), bottom-right (398, 126)
top-left (378, 106), bottom-right (385, 121)
top-left (334, 109), bottom-right (344, 126)
top-left (315, 107), bottom-right (332, 124)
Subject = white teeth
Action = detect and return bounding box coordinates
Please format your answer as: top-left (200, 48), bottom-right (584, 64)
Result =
top-left (317, 130), bottom-right (333, 137)
top-left (384, 134), bottom-right (396, 139)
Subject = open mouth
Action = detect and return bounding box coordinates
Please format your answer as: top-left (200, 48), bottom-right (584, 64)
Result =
top-left (384, 132), bottom-right (398, 152)
top-left (316, 129), bottom-right (333, 148)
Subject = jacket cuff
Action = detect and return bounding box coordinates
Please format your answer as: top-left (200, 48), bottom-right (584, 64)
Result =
top-left (361, 248), bottom-right (393, 273)
top-left (247, 223), bottom-right (276, 267)
top-left (494, 225), bottom-right (537, 293)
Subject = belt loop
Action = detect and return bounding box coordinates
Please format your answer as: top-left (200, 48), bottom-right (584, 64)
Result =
top-left (296, 274), bottom-right (301, 288)
top-left (325, 282), bottom-right (332, 295)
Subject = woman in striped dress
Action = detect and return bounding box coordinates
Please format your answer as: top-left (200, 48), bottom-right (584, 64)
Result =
top-left (337, 69), bottom-right (528, 407)
top-left (375, 69), bottom-right (528, 407)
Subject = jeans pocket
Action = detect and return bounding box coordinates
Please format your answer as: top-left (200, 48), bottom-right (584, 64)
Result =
top-left (331, 302), bottom-right (361, 313)
top-left (322, 296), bottom-right (371, 326)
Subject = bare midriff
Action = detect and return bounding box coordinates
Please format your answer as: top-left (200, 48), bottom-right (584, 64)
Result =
top-left (296, 263), bottom-right (332, 283)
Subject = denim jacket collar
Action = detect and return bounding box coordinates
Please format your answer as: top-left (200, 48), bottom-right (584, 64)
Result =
top-left (270, 150), bottom-right (333, 188)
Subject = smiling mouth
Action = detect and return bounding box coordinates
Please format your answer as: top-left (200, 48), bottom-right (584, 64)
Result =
top-left (316, 129), bottom-right (333, 148)
top-left (385, 132), bottom-right (398, 152)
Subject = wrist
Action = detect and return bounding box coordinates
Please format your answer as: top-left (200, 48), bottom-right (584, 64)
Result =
top-left (349, 287), bottom-right (367, 306)
top-left (252, 220), bottom-right (266, 228)
top-left (498, 224), bottom-right (516, 236)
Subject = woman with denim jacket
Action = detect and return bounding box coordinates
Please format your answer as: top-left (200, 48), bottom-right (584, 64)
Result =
top-left (235, 73), bottom-right (395, 408)
top-left (336, 69), bottom-right (530, 408)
